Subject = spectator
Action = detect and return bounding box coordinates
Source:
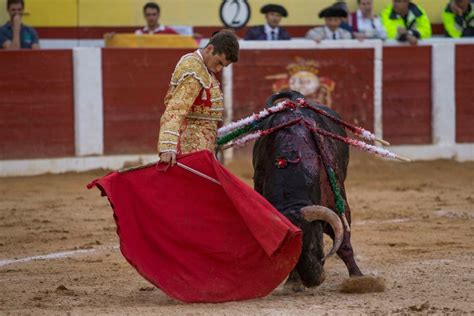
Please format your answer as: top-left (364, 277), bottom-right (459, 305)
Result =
top-left (305, 5), bottom-right (352, 43)
top-left (381, 0), bottom-right (431, 45)
top-left (135, 2), bottom-right (177, 35)
top-left (443, 0), bottom-right (474, 37)
top-left (332, 1), bottom-right (353, 32)
top-left (244, 4), bottom-right (290, 40)
top-left (349, 0), bottom-right (387, 40)
top-left (0, 0), bottom-right (39, 49)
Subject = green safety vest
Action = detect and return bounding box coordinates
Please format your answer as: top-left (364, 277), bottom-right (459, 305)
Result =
top-left (381, 2), bottom-right (432, 40)
top-left (442, 3), bottom-right (474, 38)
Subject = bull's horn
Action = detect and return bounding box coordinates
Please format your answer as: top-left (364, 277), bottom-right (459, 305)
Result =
top-left (301, 205), bottom-right (344, 262)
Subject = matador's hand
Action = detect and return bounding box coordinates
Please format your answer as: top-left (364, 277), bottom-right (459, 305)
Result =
top-left (159, 152), bottom-right (177, 166)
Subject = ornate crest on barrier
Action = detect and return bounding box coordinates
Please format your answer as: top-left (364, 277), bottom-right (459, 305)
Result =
top-left (266, 57), bottom-right (336, 108)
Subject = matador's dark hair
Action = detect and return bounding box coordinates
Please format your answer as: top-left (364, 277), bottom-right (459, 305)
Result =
top-left (207, 29), bottom-right (240, 63)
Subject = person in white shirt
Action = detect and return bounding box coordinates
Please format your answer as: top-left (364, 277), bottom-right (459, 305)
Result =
top-left (305, 5), bottom-right (352, 43)
top-left (349, 0), bottom-right (387, 40)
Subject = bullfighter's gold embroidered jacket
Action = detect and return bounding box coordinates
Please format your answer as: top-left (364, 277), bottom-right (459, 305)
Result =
top-left (157, 50), bottom-right (224, 155)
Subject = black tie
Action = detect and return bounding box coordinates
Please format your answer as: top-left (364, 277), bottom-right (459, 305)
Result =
top-left (333, 32), bottom-right (336, 40)
top-left (271, 30), bottom-right (276, 40)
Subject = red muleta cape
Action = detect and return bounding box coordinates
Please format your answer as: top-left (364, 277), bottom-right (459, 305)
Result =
top-left (87, 150), bottom-right (302, 303)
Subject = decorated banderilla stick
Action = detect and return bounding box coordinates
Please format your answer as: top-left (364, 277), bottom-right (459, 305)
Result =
top-left (220, 118), bottom-right (303, 150)
top-left (217, 100), bottom-right (294, 138)
top-left (296, 98), bottom-right (390, 146)
top-left (303, 120), bottom-right (410, 162)
top-left (220, 118), bottom-right (410, 162)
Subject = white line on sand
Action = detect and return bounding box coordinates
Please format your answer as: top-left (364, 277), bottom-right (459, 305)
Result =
top-left (0, 245), bottom-right (119, 267)
top-left (353, 218), bottom-right (412, 226)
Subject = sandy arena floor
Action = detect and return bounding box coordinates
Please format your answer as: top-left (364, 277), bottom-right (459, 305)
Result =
top-left (0, 151), bottom-right (473, 315)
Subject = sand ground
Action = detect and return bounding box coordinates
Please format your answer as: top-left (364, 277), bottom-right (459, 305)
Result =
top-left (0, 151), bottom-right (473, 315)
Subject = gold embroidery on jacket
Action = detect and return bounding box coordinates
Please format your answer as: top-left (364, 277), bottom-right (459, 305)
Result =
top-left (158, 51), bottom-right (224, 155)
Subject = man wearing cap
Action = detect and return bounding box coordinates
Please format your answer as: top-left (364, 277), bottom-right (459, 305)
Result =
top-left (332, 1), bottom-right (353, 32)
top-left (305, 5), bottom-right (352, 42)
top-left (244, 4), bottom-right (291, 40)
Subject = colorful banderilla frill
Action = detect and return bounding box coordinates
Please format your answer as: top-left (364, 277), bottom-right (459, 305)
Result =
top-left (216, 97), bottom-right (410, 226)
top-left (217, 99), bottom-right (407, 162)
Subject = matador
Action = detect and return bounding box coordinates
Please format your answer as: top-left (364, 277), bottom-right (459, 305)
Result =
top-left (158, 30), bottom-right (240, 164)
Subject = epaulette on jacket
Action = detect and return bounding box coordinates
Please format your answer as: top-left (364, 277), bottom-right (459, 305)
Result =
top-left (170, 53), bottom-right (212, 89)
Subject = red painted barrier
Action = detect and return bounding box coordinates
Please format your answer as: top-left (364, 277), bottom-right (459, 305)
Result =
top-left (0, 50), bottom-right (74, 159)
top-left (382, 46), bottom-right (432, 145)
top-left (0, 44), bottom-right (471, 163)
top-left (232, 49), bottom-right (374, 131)
top-left (455, 45), bottom-right (474, 143)
top-left (102, 48), bottom-right (193, 154)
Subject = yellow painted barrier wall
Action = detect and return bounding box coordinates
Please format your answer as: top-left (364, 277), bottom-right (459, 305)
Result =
top-left (105, 34), bottom-right (198, 48)
top-left (0, 0), bottom-right (447, 27)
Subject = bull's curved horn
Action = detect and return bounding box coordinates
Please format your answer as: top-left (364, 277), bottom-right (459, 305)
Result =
top-left (264, 90), bottom-right (305, 108)
top-left (301, 205), bottom-right (344, 262)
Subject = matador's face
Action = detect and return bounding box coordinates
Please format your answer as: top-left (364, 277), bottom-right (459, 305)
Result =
top-left (202, 45), bottom-right (232, 74)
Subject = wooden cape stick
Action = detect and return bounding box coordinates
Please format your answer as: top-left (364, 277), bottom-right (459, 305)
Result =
top-left (118, 161), bottom-right (221, 185)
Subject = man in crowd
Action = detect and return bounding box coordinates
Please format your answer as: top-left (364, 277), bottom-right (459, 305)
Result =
top-left (443, 0), bottom-right (473, 37)
top-left (332, 1), bottom-right (353, 32)
top-left (0, 0), bottom-right (39, 49)
top-left (244, 4), bottom-right (291, 40)
top-left (381, 0), bottom-right (431, 45)
top-left (135, 2), bottom-right (177, 35)
top-left (305, 5), bottom-right (352, 43)
top-left (349, 0), bottom-right (387, 40)
top-left (158, 30), bottom-right (239, 165)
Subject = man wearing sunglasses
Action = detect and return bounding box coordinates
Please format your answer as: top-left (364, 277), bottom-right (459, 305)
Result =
top-left (135, 2), bottom-right (177, 35)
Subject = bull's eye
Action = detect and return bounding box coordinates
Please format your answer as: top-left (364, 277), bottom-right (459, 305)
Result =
top-left (275, 157), bottom-right (288, 169)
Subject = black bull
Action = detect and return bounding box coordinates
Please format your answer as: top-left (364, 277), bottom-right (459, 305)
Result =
top-left (253, 91), bottom-right (363, 289)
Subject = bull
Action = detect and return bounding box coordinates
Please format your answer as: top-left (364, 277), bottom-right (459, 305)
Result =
top-left (253, 91), bottom-right (363, 291)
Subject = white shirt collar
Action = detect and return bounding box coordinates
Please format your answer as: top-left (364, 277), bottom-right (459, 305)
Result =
top-left (264, 23), bottom-right (279, 40)
top-left (324, 26), bottom-right (339, 39)
top-left (264, 23), bottom-right (279, 33)
top-left (143, 24), bottom-right (165, 33)
top-left (357, 9), bottom-right (372, 21)
top-left (195, 49), bottom-right (213, 75)
top-left (196, 49), bottom-right (203, 60)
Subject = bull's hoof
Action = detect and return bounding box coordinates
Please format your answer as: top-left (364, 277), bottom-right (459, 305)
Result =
top-left (339, 276), bottom-right (385, 293)
top-left (349, 268), bottom-right (364, 277)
